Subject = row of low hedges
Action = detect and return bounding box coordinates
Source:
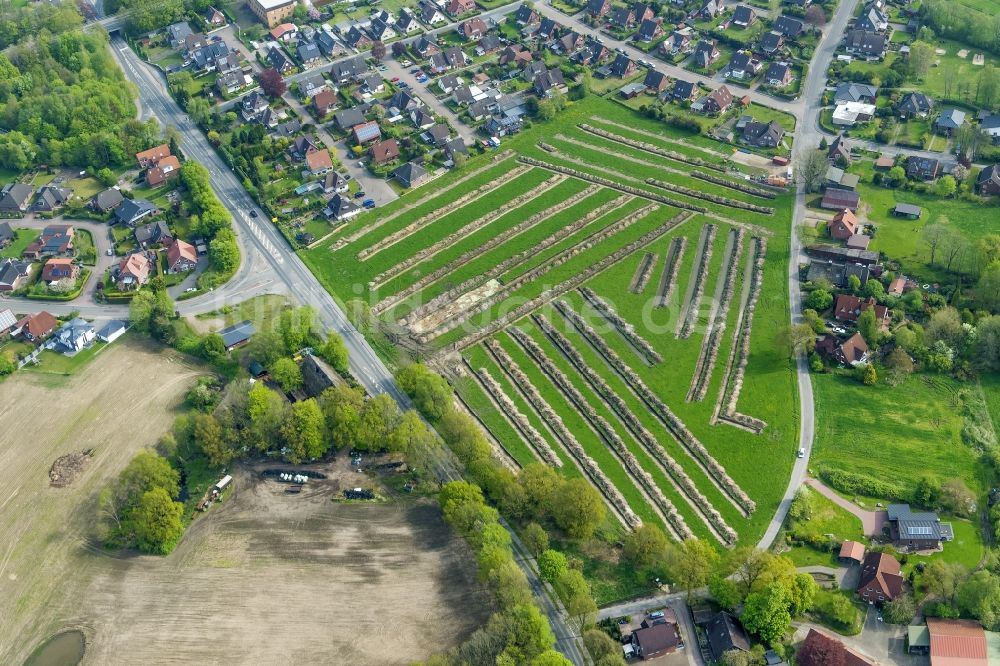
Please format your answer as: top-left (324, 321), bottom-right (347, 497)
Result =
top-left (24, 270), bottom-right (92, 301)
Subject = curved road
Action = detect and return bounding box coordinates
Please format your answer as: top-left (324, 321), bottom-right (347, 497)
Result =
top-left (756, 0), bottom-right (861, 550)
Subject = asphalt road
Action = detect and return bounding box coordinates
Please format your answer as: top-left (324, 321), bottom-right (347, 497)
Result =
top-left (755, 0), bottom-right (861, 550)
top-left (104, 35), bottom-right (587, 664)
top-left (533, 1), bottom-right (801, 114)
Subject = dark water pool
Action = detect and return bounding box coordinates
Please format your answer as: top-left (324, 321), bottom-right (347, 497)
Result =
top-left (23, 630), bottom-right (85, 666)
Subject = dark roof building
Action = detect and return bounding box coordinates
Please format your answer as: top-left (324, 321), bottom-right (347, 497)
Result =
top-left (773, 14), bottom-right (804, 37)
top-left (219, 320), bottom-right (256, 350)
top-left (705, 612), bottom-right (750, 663)
top-left (899, 91), bottom-right (933, 118)
top-left (857, 551), bottom-right (904, 603)
top-left (0, 183), bottom-right (32, 213)
top-left (977, 164), bottom-right (1000, 197)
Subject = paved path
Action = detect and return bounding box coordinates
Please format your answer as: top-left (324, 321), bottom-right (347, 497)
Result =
top-left (755, 0), bottom-right (861, 551)
top-left (535, 1), bottom-right (799, 114)
top-left (805, 478), bottom-right (887, 536)
top-left (281, 91), bottom-right (398, 205)
top-left (380, 57), bottom-right (478, 144)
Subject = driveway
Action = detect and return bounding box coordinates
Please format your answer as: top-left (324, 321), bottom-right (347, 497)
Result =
top-left (281, 91), bottom-right (398, 205)
top-left (9, 215), bottom-right (117, 307)
top-left (380, 58), bottom-right (477, 144)
top-left (792, 609), bottom-right (921, 665)
top-left (806, 478), bottom-right (888, 536)
top-left (533, 2), bottom-right (799, 114)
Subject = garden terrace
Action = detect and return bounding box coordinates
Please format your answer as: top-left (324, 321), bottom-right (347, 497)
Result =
top-left (689, 229), bottom-right (746, 402)
top-left (546, 305), bottom-right (737, 545)
top-left (554, 298), bottom-right (755, 518)
top-left (629, 252), bottom-right (657, 294)
top-left (470, 365), bottom-right (563, 468)
top-left (331, 150), bottom-right (516, 251)
top-left (509, 324), bottom-right (690, 540)
top-left (677, 224), bottom-right (719, 339)
top-left (366, 173), bottom-right (568, 289)
top-left (713, 237), bottom-right (768, 433)
top-left (579, 287), bottom-right (662, 365)
top-left (300, 95), bottom-right (798, 546)
top-left (482, 338), bottom-right (642, 529)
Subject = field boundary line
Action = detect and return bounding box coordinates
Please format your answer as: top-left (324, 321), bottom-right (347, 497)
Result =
top-left (368, 174), bottom-right (567, 289)
top-left (509, 325), bottom-right (686, 540)
top-left (400, 195), bottom-right (629, 326)
top-left (452, 386), bottom-right (522, 471)
top-left (629, 252), bottom-right (657, 294)
top-left (554, 294), bottom-right (756, 516)
top-left (712, 237), bottom-right (769, 433)
top-left (582, 118), bottom-right (729, 164)
top-left (677, 224), bottom-right (717, 339)
top-left (372, 185), bottom-right (601, 316)
top-left (331, 150), bottom-right (515, 251)
top-left (417, 204), bottom-right (659, 342)
top-left (688, 228), bottom-right (745, 402)
top-left (357, 164), bottom-right (534, 261)
top-left (579, 287), bottom-right (661, 365)
top-left (484, 338), bottom-right (642, 529)
top-left (468, 362), bottom-right (563, 468)
top-left (548, 304), bottom-right (737, 544)
top-left (440, 210), bottom-right (693, 353)
top-left (655, 236), bottom-right (687, 309)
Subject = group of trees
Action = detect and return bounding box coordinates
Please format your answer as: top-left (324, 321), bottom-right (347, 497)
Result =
top-left (919, 555), bottom-right (1000, 630)
top-left (422, 481), bottom-right (571, 666)
top-left (921, 0), bottom-right (1000, 59)
top-left (0, 2), bottom-right (82, 49)
top-left (399, 365), bottom-right (609, 539)
top-left (99, 451), bottom-right (185, 554)
top-left (0, 30), bottom-right (157, 171)
top-left (184, 367), bottom-right (435, 465)
top-left (179, 162), bottom-right (239, 286)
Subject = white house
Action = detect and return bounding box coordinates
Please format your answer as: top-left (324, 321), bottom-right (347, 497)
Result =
top-left (832, 102), bottom-right (876, 126)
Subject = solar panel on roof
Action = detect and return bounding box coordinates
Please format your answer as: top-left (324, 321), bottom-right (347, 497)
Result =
top-left (907, 526), bottom-right (932, 536)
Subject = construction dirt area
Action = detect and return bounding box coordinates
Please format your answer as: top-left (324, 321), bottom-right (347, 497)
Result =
top-left (1, 339), bottom-right (492, 665)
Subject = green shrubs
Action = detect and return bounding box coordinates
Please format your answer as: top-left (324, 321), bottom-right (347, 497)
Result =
top-left (818, 467), bottom-right (906, 500)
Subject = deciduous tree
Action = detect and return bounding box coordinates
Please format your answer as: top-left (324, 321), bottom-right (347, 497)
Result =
top-left (259, 68), bottom-right (287, 97)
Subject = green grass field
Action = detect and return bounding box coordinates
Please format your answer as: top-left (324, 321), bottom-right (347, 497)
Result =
top-left (0, 229), bottom-right (35, 259)
top-left (301, 95), bottom-right (798, 546)
top-left (853, 175), bottom-right (995, 281)
top-left (812, 372), bottom-right (984, 496)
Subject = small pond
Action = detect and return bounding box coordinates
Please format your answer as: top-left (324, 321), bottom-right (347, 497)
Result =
top-left (23, 630), bottom-right (85, 666)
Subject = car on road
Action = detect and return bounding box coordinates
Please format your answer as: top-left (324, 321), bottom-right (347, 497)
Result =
top-left (398, 81), bottom-right (409, 88)
top-left (249, 209), bottom-right (258, 217)
top-left (185, 287), bottom-right (197, 293)
top-left (416, 75), bottom-right (428, 83)
top-left (411, 68), bottom-right (422, 75)
top-left (797, 448), bottom-right (805, 458)
top-left (363, 199), bottom-right (376, 208)
top-left (354, 190), bottom-right (366, 198)
top-left (106, 249), bottom-right (113, 256)
top-left (400, 59), bottom-right (412, 67)
top-left (391, 76), bottom-right (400, 82)
top-left (357, 161), bottom-right (365, 168)
top-left (596, 37), bottom-right (604, 44)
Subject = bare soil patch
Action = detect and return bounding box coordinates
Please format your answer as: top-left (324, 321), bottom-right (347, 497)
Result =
top-left (1, 342), bottom-right (491, 666)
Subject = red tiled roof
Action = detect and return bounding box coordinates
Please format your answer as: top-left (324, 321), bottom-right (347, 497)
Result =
top-left (136, 143), bottom-right (170, 166)
top-left (305, 149), bottom-right (333, 171)
top-left (166, 238), bottom-right (197, 267)
top-left (799, 629), bottom-right (876, 666)
top-left (857, 551), bottom-right (903, 601)
top-left (927, 618), bottom-right (987, 666)
top-left (16, 311), bottom-right (58, 339)
top-left (839, 540), bottom-right (865, 561)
